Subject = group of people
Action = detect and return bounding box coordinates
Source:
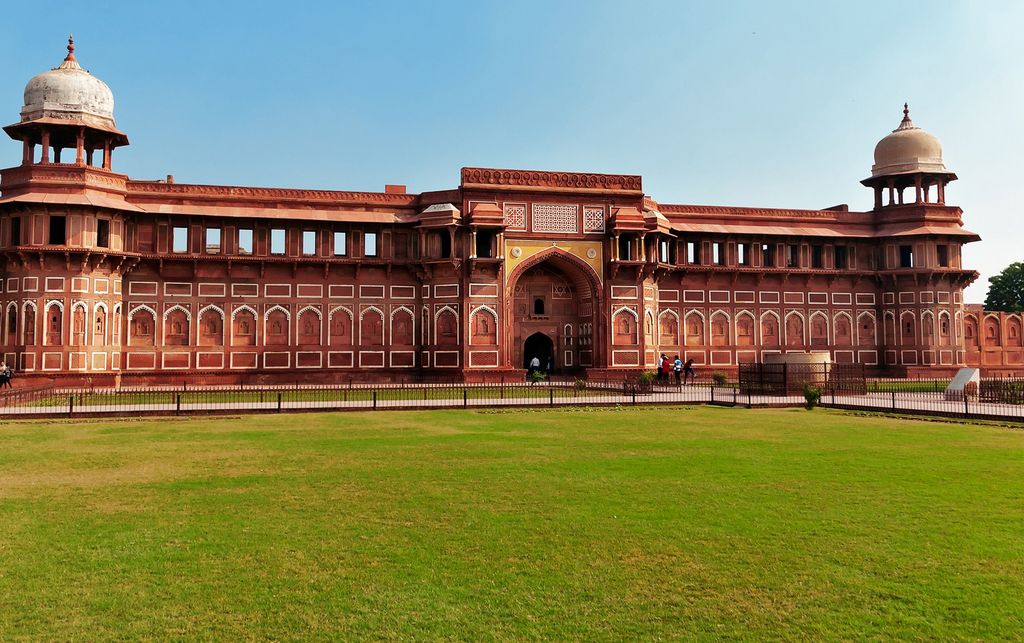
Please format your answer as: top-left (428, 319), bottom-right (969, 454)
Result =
top-left (0, 361), bottom-right (13, 389)
top-left (657, 353), bottom-right (695, 385)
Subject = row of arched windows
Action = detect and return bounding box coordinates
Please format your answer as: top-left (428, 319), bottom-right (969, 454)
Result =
top-left (1, 301), bottom-right (122, 347)
top-left (614, 308), bottom-right (883, 348)
top-left (964, 314), bottom-right (1023, 349)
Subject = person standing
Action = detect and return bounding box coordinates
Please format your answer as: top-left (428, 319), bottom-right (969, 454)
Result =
top-left (683, 358), bottom-right (696, 385)
top-left (528, 355), bottom-right (541, 377)
top-left (673, 355), bottom-right (682, 386)
top-left (0, 361), bottom-right (11, 389)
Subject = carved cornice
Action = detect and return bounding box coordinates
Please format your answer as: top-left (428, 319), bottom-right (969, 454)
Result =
top-left (461, 167), bottom-right (642, 193)
top-left (659, 203), bottom-right (869, 220)
top-left (126, 181), bottom-right (419, 207)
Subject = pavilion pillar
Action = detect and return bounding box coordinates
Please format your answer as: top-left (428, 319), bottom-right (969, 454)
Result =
top-left (86, 148), bottom-right (94, 166)
top-left (102, 140), bottom-right (111, 170)
top-left (913, 175), bottom-right (922, 204)
top-left (938, 181), bottom-right (945, 204)
top-left (613, 233), bottom-right (620, 261)
top-left (873, 186), bottom-right (883, 209)
top-left (639, 234), bottom-right (647, 262)
top-left (496, 231), bottom-right (504, 259)
top-left (40, 131), bottom-right (50, 163)
top-left (22, 140), bottom-right (32, 165)
top-left (470, 229), bottom-right (477, 259)
top-left (75, 127), bottom-right (85, 166)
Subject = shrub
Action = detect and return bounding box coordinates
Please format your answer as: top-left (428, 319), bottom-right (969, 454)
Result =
top-left (712, 372), bottom-right (728, 386)
top-left (638, 371), bottom-right (657, 385)
top-left (529, 370), bottom-right (547, 383)
top-left (574, 378), bottom-right (588, 391)
top-left (803, 384), bottom-right (821, 410)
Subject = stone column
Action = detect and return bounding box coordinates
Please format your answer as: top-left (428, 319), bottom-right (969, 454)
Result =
top-left (40, 131), bottom-right (50, 163)
top-left (75, 128), bottom-right (85, 166)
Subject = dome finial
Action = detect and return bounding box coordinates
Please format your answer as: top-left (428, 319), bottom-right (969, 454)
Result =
top-left (896, 101), bottom-right (915, 131)
top-left (66, 33), bottom-right (76, 61)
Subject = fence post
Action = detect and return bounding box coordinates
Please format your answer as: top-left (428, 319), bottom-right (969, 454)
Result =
top-left (747, 390), bottom-right (752, 409)
top-left (891, 390), bottom-right (896, 411)
top-left (175, 393), bottom-right (181, 416)
top-left (277, 392), bottom-right (282, 412)
top-left (632, 389), bottom-right (636, 406)
top-left (68, 394), bottom-right (74, 417)
top-left (711, 384), bottom-right (715, 404)
top-left (463, 389), bottom-right (468, 408)
top-left (732, 387), bottom-right (737, 406)
top-left (373, 390), bottom-right (378, 410)
top-left (549, 388), bottom-right (554, 406)
top-left (964, 393), bottom-right (969, 419)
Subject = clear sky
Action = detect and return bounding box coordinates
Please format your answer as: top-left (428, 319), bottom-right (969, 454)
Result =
top-left (1, 1), bottom-right (1020, 302)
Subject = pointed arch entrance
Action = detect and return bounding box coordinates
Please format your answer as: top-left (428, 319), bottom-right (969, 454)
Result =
top-left (505, 248), bottom-right (602, 372)
top-left (524, 332), bottom-right (554, 371)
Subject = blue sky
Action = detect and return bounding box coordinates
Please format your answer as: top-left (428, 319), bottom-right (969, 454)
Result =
top-left (1, 1), bottom-right (1020, 302)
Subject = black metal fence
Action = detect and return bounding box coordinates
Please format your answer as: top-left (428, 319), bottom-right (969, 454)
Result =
top-left (1, 375), bottom-right (1021, 423)
top-left (738, 362), bottom-right (866, 395)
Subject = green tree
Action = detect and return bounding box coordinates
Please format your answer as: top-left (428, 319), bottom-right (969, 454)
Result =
top-left (984, 262), bottom-right (1024, 312)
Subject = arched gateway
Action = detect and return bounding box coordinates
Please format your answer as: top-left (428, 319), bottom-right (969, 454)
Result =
top-left (504, 249), bottom-right (602, 372)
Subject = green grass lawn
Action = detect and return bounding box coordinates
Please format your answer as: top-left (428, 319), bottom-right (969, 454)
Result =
top-left (0, 407), bottom-right (1021, 640)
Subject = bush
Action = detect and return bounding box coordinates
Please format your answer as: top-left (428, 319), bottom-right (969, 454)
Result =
top-left (574, 378), bottom-right (588, 391)
top-left (638, 371), bottom-right (657, 385)
top-left (529, 370), bottom-right (547, 384)
top-left (712, 372), bottom-right (728, 386)
top-left (803, 384), bottom-right (821, 410)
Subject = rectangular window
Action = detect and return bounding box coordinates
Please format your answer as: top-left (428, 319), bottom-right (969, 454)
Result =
top-left (333, 231), bottom-right (347, 256)
top-left (687, 241), bottom-right (700, 264)
top-left (238, 228), bottom-right (253, 255)
top-left (476, 230), bottom-right (494, 258)
top-left (10, 216), bottom-right (21, 246)
top-left (270, 228), bottom-right (286, 255)
top-left (937, 244), bottom-right (949, 267)
top-left (658, 239), bottom-right (670, 263)
top-left (787, 244), bottom-right (799, 268)
top-left (365, 232), bottom-right (378, 257)
top-left (834, 245), bottom-right (848, 270)
top-left (713, 242), bottom-right (725, 265)
top-left (762, 243), bottom-right (774, 267)
top-left (205, 227), bottom-right (221, 254)
top-left (96, 219), bottom-right (110, 248)
top-left (172, 226), bottom-right (188, 253)
top-left (738, 243), bottom-right (750, 266)
top-left (899, 245), bottom-right (914, 268)
top-left (811, 245), bottom-right (823, 269)
top-left (618, 235), bottom-right (633, 261)
top-left (49, 216), bottom-right (66, 245)
top-left (302, 230), bottom-right (316, 256)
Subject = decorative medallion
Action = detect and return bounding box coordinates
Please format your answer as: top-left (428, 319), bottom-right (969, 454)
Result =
top-left (586, 248), bottom-right (597, 259)
top-left (510, 247), bottom-right (522, 258)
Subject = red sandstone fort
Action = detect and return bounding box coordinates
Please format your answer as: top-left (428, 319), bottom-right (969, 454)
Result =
top-left (1, 38), bottom-right (1020, 385)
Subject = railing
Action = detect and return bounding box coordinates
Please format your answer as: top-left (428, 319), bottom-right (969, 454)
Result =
top-left (0, 377), bottom-right (1021, 423)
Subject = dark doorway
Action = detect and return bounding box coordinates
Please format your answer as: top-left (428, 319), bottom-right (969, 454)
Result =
top-left (524, 332), bottom-right (554, 373)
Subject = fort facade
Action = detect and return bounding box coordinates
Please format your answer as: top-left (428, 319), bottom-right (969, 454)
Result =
top-left (2, 39), bottom-right (1018, 385)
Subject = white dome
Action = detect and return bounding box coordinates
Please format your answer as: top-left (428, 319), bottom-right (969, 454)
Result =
top-left (20, 37), bottom-right (116, 130)
top-left (870, 104), bottom-right (950, 178)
